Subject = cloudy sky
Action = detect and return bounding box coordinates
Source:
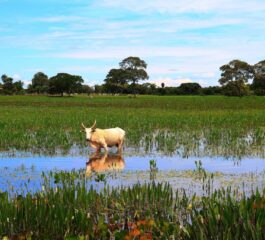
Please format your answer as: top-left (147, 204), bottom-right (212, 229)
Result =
top-left (1, 0), bottom-right (265, 87)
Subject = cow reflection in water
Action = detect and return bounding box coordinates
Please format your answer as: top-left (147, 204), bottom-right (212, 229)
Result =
top-left (86, 152), bottom-right (125, 176)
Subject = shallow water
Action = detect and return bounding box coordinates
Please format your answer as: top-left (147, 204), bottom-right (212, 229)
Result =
top-left (1, 150), bottom-right (265, 174)
top-left (0, 150), bottom-right (265, 195)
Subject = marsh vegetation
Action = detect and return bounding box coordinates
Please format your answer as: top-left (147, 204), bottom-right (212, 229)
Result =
top-left (1, 95), bottom-right (265, 157)
top-left (1, 95), bottom-right (265, 239)
top-left (0, 166), bottom-right (265, 239)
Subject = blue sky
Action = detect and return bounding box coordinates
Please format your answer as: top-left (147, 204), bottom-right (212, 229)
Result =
top-left (1, 0), bottom-right (265, 87)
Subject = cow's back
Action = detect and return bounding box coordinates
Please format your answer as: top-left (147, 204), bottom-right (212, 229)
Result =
top-left (101, 128), bottom-right (125, 146)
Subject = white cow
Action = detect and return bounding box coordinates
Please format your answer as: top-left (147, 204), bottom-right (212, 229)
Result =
top-left (81, 120), bottom-right (125, 153)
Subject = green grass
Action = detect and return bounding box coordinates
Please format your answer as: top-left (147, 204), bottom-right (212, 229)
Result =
top-left (0, 169), bottom-right (265, 239)
top-left (0, 95), bottom-right (265, 157)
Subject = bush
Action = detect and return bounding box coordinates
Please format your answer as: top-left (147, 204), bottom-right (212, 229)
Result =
top-left (179, 83), bottom-right (202, 95)
top-left (202, 86), bottom-right (222, 95)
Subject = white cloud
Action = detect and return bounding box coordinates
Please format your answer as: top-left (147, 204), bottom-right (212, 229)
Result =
top-left (57, 65), bottom-right (111, 73)
top-left (51, 46), bottom-right (223, 59)
top-left (12, 74), bottom-right (21, 80)
top-left (150, 76), bottom-right (207, 87)
top-left (23, 80), bottom-right (32, 87)
top-left (194, 72), bottom-right (216, 78)
top-left (11, 74), bottom-right (31, 87)
top-left (98, 0), bottom-right (265, 14)
top-left (83, 79), bottom-right (98, 86)
top-left (148, 65), bottom-right (180, 75)
top-left (150, 77), bottom-right (194, 87)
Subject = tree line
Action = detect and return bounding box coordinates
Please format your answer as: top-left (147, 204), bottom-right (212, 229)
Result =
top-left (0, 57), bottom-right (264, 96)
top-left (0, 72), bottom-right (92, 96)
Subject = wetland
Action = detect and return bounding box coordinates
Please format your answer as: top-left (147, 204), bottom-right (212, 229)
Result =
top-left (1, 95), bottom-right (265, 239)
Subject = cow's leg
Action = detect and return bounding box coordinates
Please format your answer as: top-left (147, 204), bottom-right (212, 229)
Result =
top-left (102, 143), bottom-right (108, 153)
top-left (90, 143), bottom-right (97, 149)
top-left (117, 139), bottom-right (124, 153)
top-left (90, 143), bottom-right (101, 153)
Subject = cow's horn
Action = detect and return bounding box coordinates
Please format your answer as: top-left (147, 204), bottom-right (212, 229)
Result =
top-left (91, 120), bottom-right (97, 130)
top-left (81, 123), bottom-right (86, 129)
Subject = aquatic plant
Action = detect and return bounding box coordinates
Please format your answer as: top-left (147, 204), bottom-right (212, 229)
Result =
top-left (149, 159), bottom-right (158, 181)
top-left (0, 169), bottom-right (264, 239)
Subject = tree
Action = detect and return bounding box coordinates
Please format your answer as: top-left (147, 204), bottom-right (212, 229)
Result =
top-left (158, 82), bottom-right (166, 95)
top-left (219, 60), bottom-right (253, 96)
top-left (1, 74), bottom-right (14, 95)
top-left (27, 84), bottom-right (34, 94)
top-left (219, 60), bottom-right (254, 85)
top-left (119, 56), bottom-right (149, 97)
top-left (94, 84), bottom-right (104, 94)
top-left (31, 72), bottom-right (49, 94)
top-left (80, 84), bottom-right (94, 95)
top-left (202, 86), bottom-right (222, 95)
top-left (253, 60), bottom-right (265, 76)
top-left (0, 74), bottom-right (25, 95)
top-left (222, 81), bottom-right (250, 97)
top-left (104, 69), bottom-right (128, 85)
top-left (48, 73), bottom-right (84, 96)
top-left (104, 69), bottom-right (128, 94)
top-left (252, 75), bottom-right (265, 95)
top-left (142, 83), bottom-right (157, 95)
top-left (13, 81), bottom-right (24, 94)
top-left (252, 60), bottom-right (265, 95)
top-left (178, 83), bottom-right (202, 95)
top-left (103, 57), bottom-right (149, 96)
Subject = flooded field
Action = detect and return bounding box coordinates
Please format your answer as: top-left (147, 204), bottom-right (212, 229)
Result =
top-left (1, 149), bottom-right (265, 195)
top-left (0, 95), bottom-right (265, 195)
top-left (1, 96), bottom-right (265, 239)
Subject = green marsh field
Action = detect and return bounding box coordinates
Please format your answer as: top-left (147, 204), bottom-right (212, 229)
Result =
top-left (1, 95), bottom-right (265, 239)
top-left (1, 95), bottom-right (265, 157)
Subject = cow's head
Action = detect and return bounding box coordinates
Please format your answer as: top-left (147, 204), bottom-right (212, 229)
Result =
top-left (81, 120), bottom-right (97, 141)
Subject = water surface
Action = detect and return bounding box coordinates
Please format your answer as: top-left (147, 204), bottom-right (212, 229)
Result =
top-left (1, 151), bottom-right (265, 174)
top-left (1, 150), bottom-right (265, 195)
